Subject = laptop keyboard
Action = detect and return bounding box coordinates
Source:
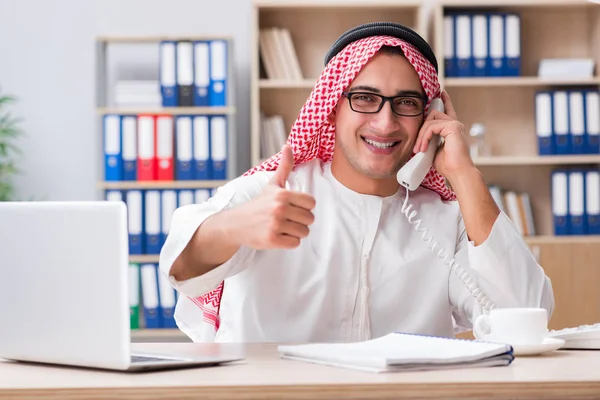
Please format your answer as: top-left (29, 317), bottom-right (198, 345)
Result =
top-left (131, 355), bottom-right (182, 363)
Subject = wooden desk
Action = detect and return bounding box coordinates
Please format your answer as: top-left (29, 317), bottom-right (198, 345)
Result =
top-left (1, 343), bottom-right (599, 399)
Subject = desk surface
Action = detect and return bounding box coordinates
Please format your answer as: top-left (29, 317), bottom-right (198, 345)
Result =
top-left (1, 343), bottom-right (599, 399)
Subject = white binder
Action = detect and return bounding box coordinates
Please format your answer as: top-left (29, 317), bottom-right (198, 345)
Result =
top-left (160, 189), bottom-right (177, 242)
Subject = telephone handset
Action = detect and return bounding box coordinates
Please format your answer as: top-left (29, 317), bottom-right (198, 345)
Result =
top-left (395, 97), bottom-right (497, 315)
top-left (396, 97), bottom-right (445, 190)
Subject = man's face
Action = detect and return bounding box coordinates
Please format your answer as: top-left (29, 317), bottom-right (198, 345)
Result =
top-left (332, 51), bottom-right (425, 180)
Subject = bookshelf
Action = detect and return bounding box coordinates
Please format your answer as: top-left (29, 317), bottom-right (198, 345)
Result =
top-left (432, 0), bottom-right (600, 332)
top-left (96, 35), bottom-right (236, 342)
top-left (251, 0), bottom-right (600, 332)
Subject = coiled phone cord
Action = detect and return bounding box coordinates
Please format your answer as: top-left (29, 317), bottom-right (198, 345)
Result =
top-left (400, 189), bottom-right (497, 313)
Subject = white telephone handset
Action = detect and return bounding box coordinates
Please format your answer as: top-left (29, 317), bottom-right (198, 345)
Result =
top-left (396, 97), bottom-right (445, 190)
top-left (395, 97), bottom-right (497, 317)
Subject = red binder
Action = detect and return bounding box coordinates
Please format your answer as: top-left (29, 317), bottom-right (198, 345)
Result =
top-left (156, 114), bottom-right (174, 181)
top-left (137, 114), bottom-right (157, 181)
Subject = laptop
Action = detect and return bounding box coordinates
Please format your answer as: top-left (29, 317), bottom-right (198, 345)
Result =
top-left (0, 201), bottom-right (244, 372)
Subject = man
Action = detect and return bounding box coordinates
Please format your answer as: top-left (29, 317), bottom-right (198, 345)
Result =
top-left (159, 22), bottom-right (554, 343)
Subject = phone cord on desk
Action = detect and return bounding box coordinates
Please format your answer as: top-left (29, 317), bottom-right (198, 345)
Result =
top-left (400, 189), bottom-right (497, 313)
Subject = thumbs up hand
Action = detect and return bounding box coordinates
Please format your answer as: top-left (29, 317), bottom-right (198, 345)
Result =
top-left (270, 144), bottom-right (295, 188)
top-left (233, 145), bottom-right (316, 250)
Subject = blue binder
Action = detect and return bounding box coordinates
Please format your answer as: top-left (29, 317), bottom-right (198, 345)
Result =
top-left (210, 116), bottom-right (227, 180)
top-left (552, 169), bottom-right (570, 236)
top-left (443, 14), bottom-right (457, 77)
top-left (160, 190), bottom-right (177, 249)
top-left (193, 40), bottom-right (210, 106)
top-left (569, 90), bottom-right (586, 155)
top-left (209, 40), bottom-right (228, 106)
top-left (535, 91), bottom-right (554, 155)
top-left (568, 170), bottom-right (587, 235)
top-left (504, 13), bottom-right (521, 76)
top-left (175, 116), bottom-right (194, 180)
top-left (157, 271), bottom-right (177, 329)
top-left (553, 91), bottom-right (571, 155)
top-left (103, 114), bottom-right (122, 181)
top-left (160, 41), bottom-right (178, 107)
top-left (487, 13), bottom-right (504, 77)
top-left (144, 190), bottom-right (162, 255)
top-left (121, 115), bottom-right (137, 181)
top-left (584, 89), bottom-right (600, 154)
top-left (141, 263), bottom-right (163, 329)
top-left (471, 14), bottom-right (488, 77)
top-left (125, 190), bottom-right (144, 255)
top-left (193, 116), bottom-right (211, 180)
top-left (586, 170), bottom-right (600, 235)
top-left (455, 14), bottom-right (472, 77)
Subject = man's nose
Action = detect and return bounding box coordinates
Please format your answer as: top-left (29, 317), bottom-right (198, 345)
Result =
top-left (370, 101), bottom-right (400, 134)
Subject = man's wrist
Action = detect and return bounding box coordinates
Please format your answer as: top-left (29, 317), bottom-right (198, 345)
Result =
top-left (216, 206), bottom-right (245, 248)
top-left (446, 166), bottom-right (484, 194)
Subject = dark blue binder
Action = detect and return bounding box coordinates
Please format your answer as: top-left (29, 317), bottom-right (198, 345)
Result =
top-left (535, 91), bottom-right (554, 155)
top-left (552, 169), bottom-right (570, 236)
top-left (193, 40), bottom-right (210, 106)
top-left (159, 41), bottom-right (178, 107)
top-left (103, 114), bottom-right (122, 181)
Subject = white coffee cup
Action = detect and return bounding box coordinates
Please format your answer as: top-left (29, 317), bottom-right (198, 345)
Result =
top-left (473, 308), bottom-right (548, 345)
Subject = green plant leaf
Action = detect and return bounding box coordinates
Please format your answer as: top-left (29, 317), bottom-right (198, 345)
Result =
top-left (0, 181), bottom-right (12, 202)
top-left (0, 95), bottom-right (16, 107)
top-left (0, 90), bottom-right (23, 201)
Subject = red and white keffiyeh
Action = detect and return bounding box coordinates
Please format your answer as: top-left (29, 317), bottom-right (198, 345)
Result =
top-left (190, 35), bottom-right (457, 332)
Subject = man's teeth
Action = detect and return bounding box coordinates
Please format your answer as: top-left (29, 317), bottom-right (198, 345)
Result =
top-left (364, 138), bottom-right (397, 149)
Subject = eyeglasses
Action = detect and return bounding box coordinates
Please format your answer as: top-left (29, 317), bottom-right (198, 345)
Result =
top-left (342, 91), bottom-right (427, 117)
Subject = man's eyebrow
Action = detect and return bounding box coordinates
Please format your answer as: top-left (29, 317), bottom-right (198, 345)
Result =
top-left (349, 85), bottom-right (381, 93)
top-left (348, 85), bottom-right (424, 97)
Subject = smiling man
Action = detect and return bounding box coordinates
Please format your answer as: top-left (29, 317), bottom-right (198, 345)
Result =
top-left (159, 22), bottom-right (554, 343)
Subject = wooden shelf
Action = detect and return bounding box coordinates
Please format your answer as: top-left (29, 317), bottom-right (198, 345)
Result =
top-left (259, 79), bottom-right (316, 89)
top-left (444, 77), bottom-right (600, 88)
top-left (440, 0), bottom-right (595, 7)
top-left (131, 329), bottom-right (186, 338)
top-left (474, 155), bottom-right (600, 166)
top-left (97, 106), bottom-right (235, 115)
top-left (525, 235), bottom-right (600, 245)
top-left (98, 180), bottom-right (228, 190)
top-left (97, 35), bottom-right (233, 43)
top-left (129, 255), bottom-right (160, 263)
top-left (253, 0), bottom-right (422, 8)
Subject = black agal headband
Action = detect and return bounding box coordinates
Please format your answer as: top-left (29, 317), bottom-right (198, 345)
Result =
top-left (324, 21), bottom-right (439, 73)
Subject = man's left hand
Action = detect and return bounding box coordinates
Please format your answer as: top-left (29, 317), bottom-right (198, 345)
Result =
top-left (413, 90), bottom-right (476, 183)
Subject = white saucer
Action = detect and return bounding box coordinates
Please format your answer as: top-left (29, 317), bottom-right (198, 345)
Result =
top-left (510, 337), bottom-right (565, 356)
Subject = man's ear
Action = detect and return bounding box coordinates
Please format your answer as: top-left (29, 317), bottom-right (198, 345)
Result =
top-left (327, 110), bottom-right (336, 126)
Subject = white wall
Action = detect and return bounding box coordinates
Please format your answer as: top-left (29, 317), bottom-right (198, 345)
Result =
top-left (0, 0), bottom-right (252, 200)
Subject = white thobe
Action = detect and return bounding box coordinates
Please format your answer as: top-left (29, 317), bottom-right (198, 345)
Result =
top-left (159, 159), bottom-right (555, 343)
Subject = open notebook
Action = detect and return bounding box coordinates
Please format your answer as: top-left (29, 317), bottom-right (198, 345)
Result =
top-left (277, 333), bottom-right (514, 373)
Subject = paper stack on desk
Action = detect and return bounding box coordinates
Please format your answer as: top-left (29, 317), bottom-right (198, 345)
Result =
top-left (277, 332), bottom-right (514, 373)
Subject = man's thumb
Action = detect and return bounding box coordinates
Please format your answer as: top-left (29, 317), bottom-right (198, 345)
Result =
top-left (271, 145), bottom-right (294, 187)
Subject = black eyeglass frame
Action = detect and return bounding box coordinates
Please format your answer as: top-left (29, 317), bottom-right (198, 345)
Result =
top-left (341, 91), bottom-right (429, 117)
